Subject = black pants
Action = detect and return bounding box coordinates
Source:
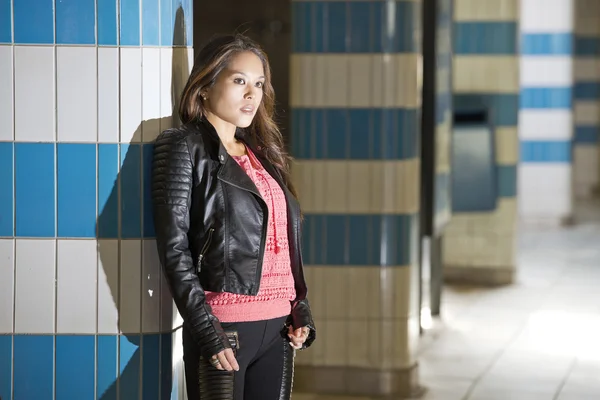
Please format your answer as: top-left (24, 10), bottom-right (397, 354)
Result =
top-left (182, 316), bottom-right (294, 400)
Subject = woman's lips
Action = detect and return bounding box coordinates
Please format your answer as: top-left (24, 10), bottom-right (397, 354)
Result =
top-left (240, 105), bottom-right (255, 114)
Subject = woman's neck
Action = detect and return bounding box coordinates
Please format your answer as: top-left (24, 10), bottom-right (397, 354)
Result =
top-left (205, 112), bottom-right (246, 156)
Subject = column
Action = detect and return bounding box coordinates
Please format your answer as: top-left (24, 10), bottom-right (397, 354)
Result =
top-left (519, 0), bottom-right (574, 224)
top-left (443, 0), bottom-right (520, 284)
top-left (573, 0), bottom-right (600, 199)
top-left (290, 0), bottom-right (423, 397)
top-left (0, 0), bottom-right (193, 399)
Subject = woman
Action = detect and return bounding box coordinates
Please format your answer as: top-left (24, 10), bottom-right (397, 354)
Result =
top-left (151, 34), bottom-right (316, 400)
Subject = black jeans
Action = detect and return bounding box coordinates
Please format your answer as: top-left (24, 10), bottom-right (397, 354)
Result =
top-left (182, 316), bottom-right (294, 400)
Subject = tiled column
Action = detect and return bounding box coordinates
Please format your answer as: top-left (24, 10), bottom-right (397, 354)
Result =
top-left (0, 0), bottom-right (193, 399)
top-left (519, 0), bottom-right (574, 224)
top-left (443, 0), bottom-right (519, 285)
top-left (573, 0), bottom-right (600, 199)
top-left (290, 0), bottom-right (423, 397)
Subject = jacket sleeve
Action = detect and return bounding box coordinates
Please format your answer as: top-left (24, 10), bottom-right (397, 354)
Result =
top-left (151, 130), bottom-right (229, 358)
top-left (290, 298), bottom-right (316, 349)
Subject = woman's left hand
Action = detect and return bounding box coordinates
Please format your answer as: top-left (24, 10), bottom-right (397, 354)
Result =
top-left (288, 325), bottom-right (310, 349)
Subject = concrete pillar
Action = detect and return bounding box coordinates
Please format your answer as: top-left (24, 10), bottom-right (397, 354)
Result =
top-left (289, 0), bottom-right (424, 397)
top-left (519, 0), bottom-right (575, 224)
top-left (443, 0), bottom-right (520, 285)
top-left (0, 0), bottom-right (193, 398)
top-left (573, 0), bottom-right (600, 199)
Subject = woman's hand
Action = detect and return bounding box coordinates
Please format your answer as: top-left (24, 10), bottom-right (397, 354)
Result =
top-left (288, 325), bottom-right (310, 349)
top-left (209, 348), bottom-right (239, 371)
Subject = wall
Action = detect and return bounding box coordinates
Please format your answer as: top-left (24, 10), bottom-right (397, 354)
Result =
top-left (289, 0), bottom-right (423, 396)
top-left (0, 0), bottom-right (193, 399)
top-left (573, 0), bottom-right (600, 199)
top-left (443, 0), bottom-right (519, 284)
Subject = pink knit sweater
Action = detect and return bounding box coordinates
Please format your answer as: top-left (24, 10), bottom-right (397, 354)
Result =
top-left (205, 147), bottom-right (296, 322)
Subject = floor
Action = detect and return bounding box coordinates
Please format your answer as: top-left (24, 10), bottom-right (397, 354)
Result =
top-left (296, 201), bottom-right (600, 400)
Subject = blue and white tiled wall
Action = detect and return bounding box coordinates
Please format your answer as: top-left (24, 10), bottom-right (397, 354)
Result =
top-left (519, 0), bottom-right (574, 223)
top-left (0, 0), bottom-right (193, 399)
top-left (573, 0), bottom-right (600, 199)
top-left (443, 0), bottom-right (519, 276)
top-left (290, 0), bottom-right (423, 371)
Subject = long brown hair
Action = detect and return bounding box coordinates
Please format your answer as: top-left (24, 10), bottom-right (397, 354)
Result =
top-left (179, 34), bottom-right (298, 198)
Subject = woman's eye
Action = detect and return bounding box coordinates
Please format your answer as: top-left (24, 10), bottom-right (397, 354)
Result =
top-left (256, 82), bottom-right (264, 88)
top-left (234, 78), bottom-right (245, 85)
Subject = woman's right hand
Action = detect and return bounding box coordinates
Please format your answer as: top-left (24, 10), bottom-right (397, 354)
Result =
top-left (210, 348), bottom-right (239, 371)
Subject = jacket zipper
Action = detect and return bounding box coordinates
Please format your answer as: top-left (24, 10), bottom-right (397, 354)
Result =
top-left (197, 227), bottom-right (214, 273)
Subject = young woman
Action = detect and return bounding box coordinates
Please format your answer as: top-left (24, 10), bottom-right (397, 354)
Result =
top-left (151, 34), bottom-right (316, 399)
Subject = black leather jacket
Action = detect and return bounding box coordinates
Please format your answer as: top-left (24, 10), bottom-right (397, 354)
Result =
top-left (151, 119), bottom-right (315, 358)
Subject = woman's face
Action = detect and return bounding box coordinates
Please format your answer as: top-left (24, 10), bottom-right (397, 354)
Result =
top-left (204, 51), bottom-right (265, 129)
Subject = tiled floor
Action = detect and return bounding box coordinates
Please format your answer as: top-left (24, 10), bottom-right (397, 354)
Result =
top-left (296, 201), bottom-right (600, 400)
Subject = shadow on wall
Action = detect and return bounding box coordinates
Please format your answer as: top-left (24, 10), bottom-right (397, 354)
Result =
top-left (96, 6), bottom-right (190, 399)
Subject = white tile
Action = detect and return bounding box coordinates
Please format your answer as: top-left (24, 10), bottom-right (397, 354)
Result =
top-left (56, 47), bottom-right (97, 142)
top-left (14, 239), bottom-right (55, 333)
top-left (97, 239), bottom-right (119, 334)
top-left (14, 46), bottom-right (55, 142)
top-left (521, 0), bottom-right (573, 32)
top-left (454, 0), bottom-right (519, 21)
top-left (574, 59), bottom-right (600, 81)
top-left (0, 46), bottom-right (13, 141)
top-left (142, 48), bottom-right (161, 143)
top-left (519, 110), bottom-right (573, 140)
top-left (98, 48), bottom-right (120, 143)
top-left (0, 239), bottom-right (14, 333)
top-left (120, 239), bottom-right (141, 334)
top-left (171, 47), bottom-right (192, 127)
top-left (120, 48), bottom-right (142, 143)
top-left (520, 57), bottom-right (573, 87)
top-left (142, 239), bottom-right (161, 333)
top-left (56, 239), bottom-right (97, 334)
top-left (574, 101), bottom-right (600, 125)
top-left (159, 48), bottom-right (174, 132)
top-left (518, 164), bottom-right (573, 219)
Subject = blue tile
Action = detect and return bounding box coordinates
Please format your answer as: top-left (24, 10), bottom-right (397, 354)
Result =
top-left (120, 0), bottom-right (140, 46)
top-left (348, 215), bottom-right (377, 265)
top-left (160, 0), bottom-right (172, 46)
top-left (13, 335), bottom-right (53, 400)
top-left (349, 109), bottom-right (371, 159)
top-left (575, 36), bottom-right (600, 56)
top-left (454, 22), bottom-right (517, 55)
top-left (326, 109), bottom-right (348, 159)
top-left (0, 335), bottom-right (11, 400)
top-left (171, 0), bottom-right (189, 47)
top-left (142, 335), bottom-right (160, 400)
top-left (327, 2), bottom-right (347, 52)
top-left (379, 214), bottom-right (417, 266)
top-left (574, 126), bottom-right (599, 144)
top-left (183, 0), bottom-right (193, 47)
top-left (324, 215), bottom-right (346, 265)
top-left (142, 144), bottom-right (155, 238)
top-left (574, 82), bottom-right (600, 100)
top-left (98, 0), bottom-right (118, 45)
top-left (497, 165), bottom-right (517, 197)
top-left (57, 144), bottom-right (97, 238)
top-left (15, 143), bottom-right (55, 237)
top-left (13, 0), bottom-right (54, 44)
top-left (292, 2), bottom-right (310, 52)
top-left (0, 143), bottom-right (13, 236)
top-left (56, 336), bottom-right (95, 400)
top-left (388, 0), bottom-right (420, 53)
top-left (0, 0), bottom-right (11, 43)
top-left (120, 144), bottom-right (142, 238)
top-left (349, 2), bottom-right (372, 52)
top-left (56, 0), bottom-right (96, 45)
top-left (454, 94), bottom-right (519, 127)
top-left (160, 334), bottom-right (173, 400)
top-left (142, 0), bottom-right (160, 46)
top-left (521, 140), bottom-right (571, 163)
top-left (521, 87), bottom-right (572, 109)
top-left (120, 336), bottom-right (141, 400)
top-left (97, 335), bottom-right (118, 400)
top-left (98, 144), bottom-right (119, 239)
top-left (521, 33), bottom-right (572, 55)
